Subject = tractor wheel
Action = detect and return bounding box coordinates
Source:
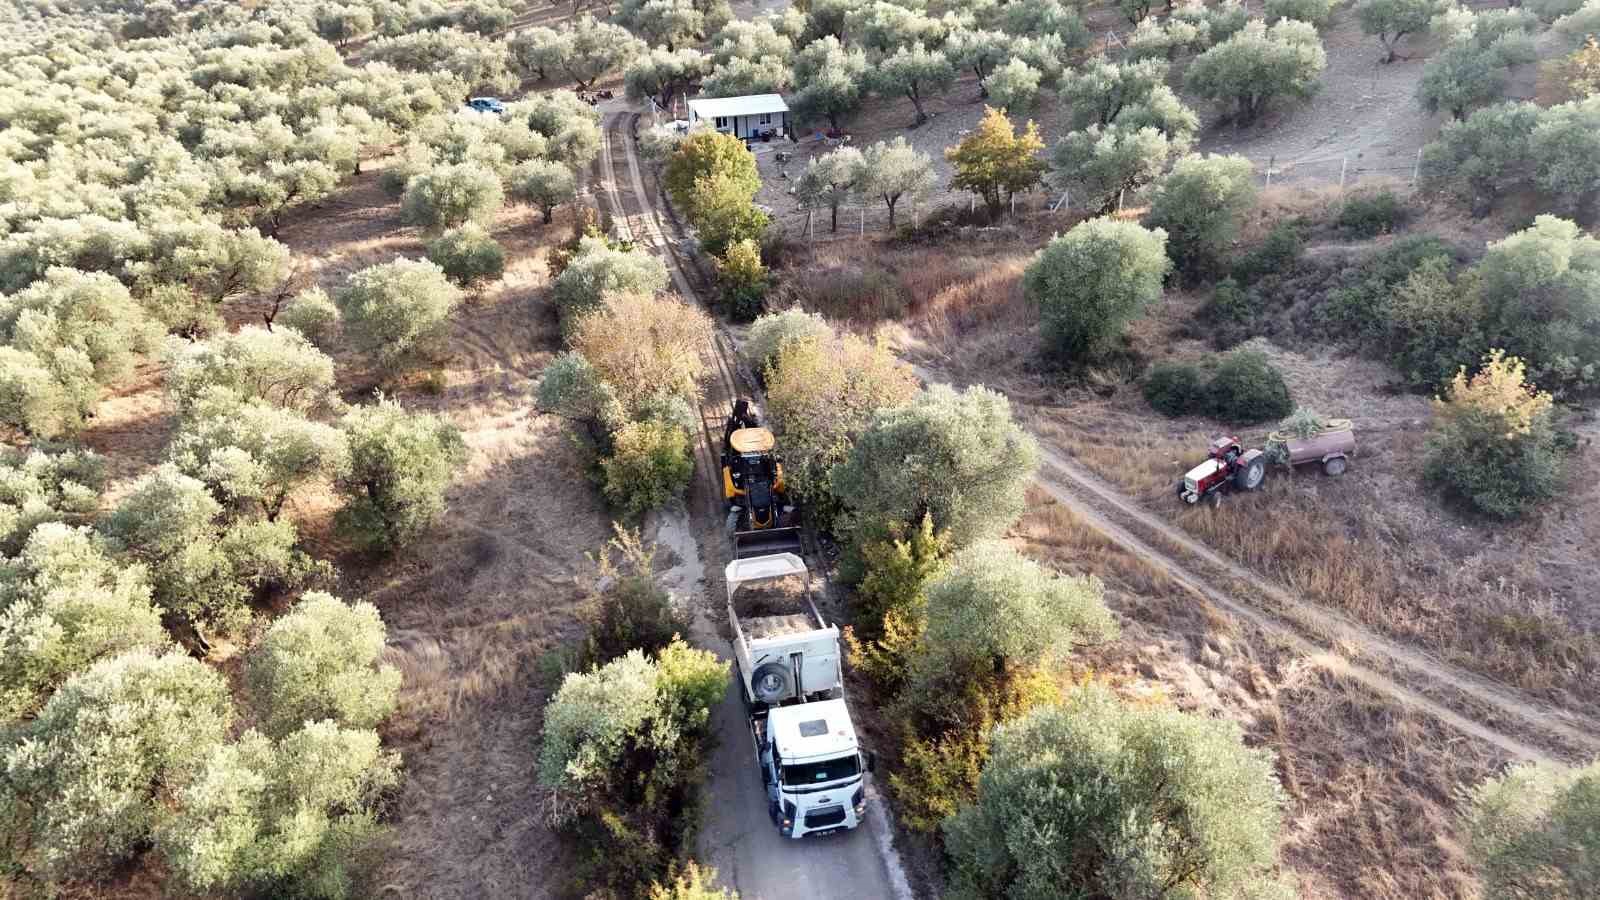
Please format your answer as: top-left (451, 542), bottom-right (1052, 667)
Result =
top-left (1235, 457), bottom-right (1266, 492)
top-left (1323, 457), bottom-right (1347, 476)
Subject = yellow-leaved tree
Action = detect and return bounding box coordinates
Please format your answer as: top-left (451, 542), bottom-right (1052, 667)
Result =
top-left (945, 106), bottom-right (1047, 220)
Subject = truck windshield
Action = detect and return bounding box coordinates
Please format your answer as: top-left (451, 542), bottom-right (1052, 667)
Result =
top-left (783, 755), bottom-right (859, 785)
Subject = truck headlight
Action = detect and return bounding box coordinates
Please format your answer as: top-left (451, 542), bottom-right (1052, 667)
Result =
top-left (852, 786), bottom-right (865, 816)
top-left (782, 800), bottom-right (797, 834)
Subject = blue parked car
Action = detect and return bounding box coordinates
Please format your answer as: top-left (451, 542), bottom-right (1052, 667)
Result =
top-left (465, 97), bottom-right (505, 116)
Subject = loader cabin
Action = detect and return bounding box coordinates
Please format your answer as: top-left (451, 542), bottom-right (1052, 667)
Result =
top-left (723, 427), bottom-right (785, 520)
top-left (687, 94), bottom-right (791, 142)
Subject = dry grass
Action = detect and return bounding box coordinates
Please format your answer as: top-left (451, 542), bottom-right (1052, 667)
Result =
top-left (1008, 496), bottom-right (1501, 900)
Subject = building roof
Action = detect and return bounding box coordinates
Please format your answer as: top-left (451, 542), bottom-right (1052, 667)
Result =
top-left (688, 93), bottom-right (789, 119)
top-left (768, 699), bottom-right (858, 762)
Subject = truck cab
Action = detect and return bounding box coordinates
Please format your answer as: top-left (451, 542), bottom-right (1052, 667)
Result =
top-left (757, 699), bottom-right (871, 838)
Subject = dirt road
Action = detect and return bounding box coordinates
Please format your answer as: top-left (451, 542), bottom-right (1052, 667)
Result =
top-left (597, 112), bottom-right (913, 899)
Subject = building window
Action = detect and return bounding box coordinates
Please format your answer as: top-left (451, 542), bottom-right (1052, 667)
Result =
top-left (715, 116), bottom-right (727, 128)
top-left (759, 113), bottom-right (771, 125)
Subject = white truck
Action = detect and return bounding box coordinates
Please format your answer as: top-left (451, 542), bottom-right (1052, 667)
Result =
top-left (726, 552), bottom-right (875, 839)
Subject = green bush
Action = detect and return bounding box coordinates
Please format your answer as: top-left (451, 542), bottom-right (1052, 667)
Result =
top-left (648, 862), bottom-right (736, 900)
top-left (245, 591), bottom-right (401, 738)
top-left (1145, 154), bottom-right (1258, 282)
top-left (744, 309), bottom-right (831, 380)
top-left (717, 238), bottom-right (767, 321)
top-left (335, 396), bottom-right (469, 551)
top-left (400, 161), bottom-right (505, 231)
top-left (551, 235), bottom-right (670, 329)
top-left (0, 443), bottom-right (105, 553)
top-left (275, 287), bottom-right (341, 347)
top-left (0, 651), bottom-right (233, 883)
top-left (1423, 351), bottom-right (1566, 518)
top-left (1231, 221), bottom-right (1306, 284)
top-left (156, 721), bottom-right (399, 899)
top-left (1143, 360), bottom-right (1208, 416)
top-left (944, 683), bottom-right (1289, 900)
top-left (1203, 276), bottom-right (1257, 348)
top-left (600, 420), bottom-right (693, 517)
top-left (1023, 218), bottom-right (1171, 361)
top-left (426, 222), bottom-right (506, 287)
top-left (1207, 349), bottom-right (1294, 423)
top-left (335, 257), bottom-right (462, 369)
top-left (583, 529), bottom-right (687, 665)
top-left (1338, 190), bottom-right (1410, 237)
top-left (1462, 758), bottom-right (1600, 898)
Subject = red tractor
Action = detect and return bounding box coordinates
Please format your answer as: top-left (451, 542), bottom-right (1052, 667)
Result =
top-left (1176, 437), bottom-right (1267, 505)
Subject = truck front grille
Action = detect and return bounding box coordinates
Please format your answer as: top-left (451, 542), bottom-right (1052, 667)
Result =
top-left (804, 806), bottom-right (846, 828)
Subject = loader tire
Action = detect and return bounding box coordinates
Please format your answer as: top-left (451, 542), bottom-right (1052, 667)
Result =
top-left (751, 663), bottom-right (794, 704)
top-left (1235, 457), bottom-right (1266, 492)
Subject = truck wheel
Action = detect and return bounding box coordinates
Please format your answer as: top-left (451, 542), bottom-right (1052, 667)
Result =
top-left (1323, 457), bottom-right (1347, 476)
top-left (1235, 457), bottom-right (1266, 491)
top-left (751, 663), bottom-right (793, 704)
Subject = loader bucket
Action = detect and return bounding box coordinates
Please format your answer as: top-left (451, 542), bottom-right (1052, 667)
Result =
top-left (734, 526), bottom-right (804, 560)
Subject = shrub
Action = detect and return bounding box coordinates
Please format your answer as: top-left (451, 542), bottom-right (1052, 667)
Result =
top-left (1208, 349), bottom-right (1294, 423)
top-left (335, 258), bottom-right (462, 369)
top-left (1386, 256), bottom-right (1483, 389)
top-left (1143, 360), bottom-right (1208, 416)
top-left (766, 332), bottom-right (921, 524)
top-left (569, 291), bottom-right (713, 411)
top-left (845, 515), bottom-right (949, 692)
top-left (336, 396), bottom-right (468, 551)
top-left (1532, 0), bottom-right (1587, 21)
top-left (0, 523), bottom-right (168, 723)
top-left (1338, 190), bottom-right (1410, 236)
top-left (535, 351), bottom-right (623, 447)
top-left (0, 651), bottom-right (232, 883)
top-left (1266, 0), bottom-right (1339, 25)
top-left (551, 235), bottom-right (670, 328)
top-left (1231, 221), bottom-right (1305, 284)
top-left (744, 309), bottom-right (831, 379)
top-left (426, 223), bottom-right (506, 287)
top-left (245, 591), bottom-right (400, 738)
top-left (400, 162), bottom-right (505, 231)
top-left (508, 158), bottom-right (578, 225)
top-left (156, 721), bottom-right (400, 898)
top-left (275, 287), bottom-right (341, 347)
top-left (1186, 19), bottom-right (1327, 122)
top-left (689, 171), bottom-right (770, 257)
top-left (664, 130), bottom-right (760, 220)
top-left (165, 324), bottom-right (336, 416)
top-left (102, 465), bottom-right (320, 632)
top-left (601, 420), bottom-right (694, 517)
top-left (1423, 350), bottom-right (1566, 518)
top-left (1473, 215), bottom-right (1600, 393)
top-left (1023, 218), bottom-right (1171, 361)
top-left (1419, 101), bottom-right (1541, 215)
top-left (717, 238), bottom-right (767, 320)
top-left (946, 107), bottom-right (1047, 219)
top-left (1146, 153), bottom-right (1258, 281)
top-left (583, 528), bottom-right (687, 665)
top-left (831, 385), bottom-right (1038, 550)
top-left (1202, 276), bottom-right (1258, 347)
top-left (944, 684), bottom-right (1289, 900)
top-left (1462, 759), bottom-right (1600, 898)
top-left (0, 443), bottom-right (105, 553)
top-left (649, 862), bottom-right (736, 900)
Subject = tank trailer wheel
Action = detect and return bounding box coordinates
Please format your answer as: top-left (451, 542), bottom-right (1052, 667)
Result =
top-left (1323, 456), bottom-right (1347, 476)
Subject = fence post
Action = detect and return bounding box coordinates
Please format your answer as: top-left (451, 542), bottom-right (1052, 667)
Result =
top-left (1412, 148), bottom-right (1422, 186)
top-left (1339, 156), bottom-right (1348, 193)
top-left (1265, 154), bottom-right (1274, 189)
top-left (1011, 194), bottom-right (1016, 216)
top-left (1117, 189), bottom-right (1125, 213)
top-left (860, 205), bottom-right (865, 239)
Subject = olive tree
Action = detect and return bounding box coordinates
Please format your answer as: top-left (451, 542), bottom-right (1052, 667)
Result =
top-left (1023, 218), bottom-right (1171, 360)
top-left (1531, 97), bottom-right (1600, 224)
top-left (0, 651), bottom-right (232, 883)
top-left (791, 37), bottom-right (869, 130)
top-left (1418, 11), bottom-right (1538, 119)
top-left (795, 147), bottom-right (865, 234)
top-left (1463, 758), bottom-right (1600, 899)
top-left (1419, 102), bottom-right (1542, 215)
top-left (426, 223), bottom-right (507, 287)
top-left (701, 55), bottom-right (793, 97)
top-left (165, 324), bottom-right (336, 416)
top-left (0, 444), bottom-right (104, 553)
top-left (0, 267), bottom-right (160, 437)
top-left (766, 331), bottom-right (921, 518)
top-left (871, 42), bottom-right (957, 126)
top-left (156, 721), bottom-right (400, 899)
top-left (1472, 216), bottom-right (1600, 391)
top-left (1358, 0), bottom-right (1452, 62)
top-left (336, 395), bottom-right (468, 551)
top-left (551, 236), bottom-right (670, 327)
top-left (275, 287), bottom-right (341, 347)
top-left (506, 160), bottom-right (577, 226)
top-left (986, 59), bottom-right (1043, 115)
top-left (367, 28), bottom-right (515, 93)
top-left (0, 524), bottom-right (168, 723)
top-left (1051, 124), bottom-right (1177, 215)
top-left (831, 385), bottom-right (1039, 549)
top-left (1146, 153), bottom-right (1258, 280)
top-left (1185, 19), bottom-right (1327, 123)
top-left (624, 47), bottom-right (713, 109)
top-left (133, 217), bottom-right (293, 306)
top-left (857, 138), bottom-right (938, 229)
top-left (509, 26), bottom-right (568, 81)
top-left (558, 16), bottom-right (646, 90)
top-left (102, 465), bottom-right (318, 631)
top-left (335, 258), bottom-right (462, 368)
top-left (944, 684), bottom-right (1289, 900)
top-left (946, 28), bottom-right (1012, 96)
top-left (245, 591), bottom-right (401, 738)
top-left (400, 161), bottom-right (505, 231)
top-left (1058, 58), bottom-right (1171, 130)
top-left (167, 392), bottom-right (350, 520)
